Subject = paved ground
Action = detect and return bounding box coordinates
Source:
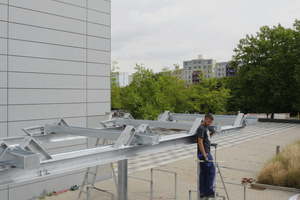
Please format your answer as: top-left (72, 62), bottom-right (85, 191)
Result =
top-left (46, 122), bottom-right (300, 200)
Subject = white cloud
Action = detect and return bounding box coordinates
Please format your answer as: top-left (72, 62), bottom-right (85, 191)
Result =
top-left (111, 0), bottom-right (300, 74)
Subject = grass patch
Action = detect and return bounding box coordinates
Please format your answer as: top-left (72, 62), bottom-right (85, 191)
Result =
top-left (258, 139), bottom-right (300, 188)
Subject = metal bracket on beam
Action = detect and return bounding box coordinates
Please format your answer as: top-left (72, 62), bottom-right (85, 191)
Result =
top-left (234, 113), bottom-right (245, 127)
top-left (53, 118), bottom-right (68, 126)
top-left (123, 113), bottom-right (134, 119)
top-left (137, 124), bottom-right (154, 135)
top-left (114, 125), bottom-right (137, 148)
top-left (104, 111), bottom-right (114, 121)
top-left (100, 120), bottom-right (117, 128)
top-left (0, 141), bottom-right (10, 160)
top-left (21, 126), bottom-right (45, 136)
top-left (189, 118), bottom-right (203, 135)
top-left (18, 136), bottom-right (52, 161)
top-left (159, 110), bottom-right (171, 121)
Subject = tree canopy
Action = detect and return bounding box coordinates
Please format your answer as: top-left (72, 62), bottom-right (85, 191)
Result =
top-left (231, 19), bottom-right (300, 117)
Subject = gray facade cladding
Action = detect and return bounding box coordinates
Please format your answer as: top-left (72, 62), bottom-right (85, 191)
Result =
top-left (0, 0), bottom-right (111, 199)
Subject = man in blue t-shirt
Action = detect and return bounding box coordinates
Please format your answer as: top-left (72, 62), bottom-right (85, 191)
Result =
top-left (197, 113), bottom-right (216, 198)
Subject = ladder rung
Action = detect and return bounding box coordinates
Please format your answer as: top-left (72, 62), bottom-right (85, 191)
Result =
top-left (88, 171), bottom-right (96, 175)
top-left (84, 181), bottom-right (93, 185)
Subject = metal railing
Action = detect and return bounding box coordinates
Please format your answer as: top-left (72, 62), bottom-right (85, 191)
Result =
top-left (151, 168), bottom-right (177, 199)
top-left (128, 168), bottom-right (177, 200)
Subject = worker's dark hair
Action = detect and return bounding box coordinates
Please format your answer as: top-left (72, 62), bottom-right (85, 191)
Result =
top-left (205, 113), bottom-right (214, 121)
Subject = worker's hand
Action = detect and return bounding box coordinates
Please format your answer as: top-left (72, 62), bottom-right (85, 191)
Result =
top-left (204, 156), bottom-right (209, 164)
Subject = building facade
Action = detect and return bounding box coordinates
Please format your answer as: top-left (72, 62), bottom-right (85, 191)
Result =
top-left (171, 68), bottom-right (183, 80)
top-left (0, 1), bottom-right (111, 199)
top-left (183, 55), bottom-right (238, 86)
top-left (115, 72), bottom-right (129, 87)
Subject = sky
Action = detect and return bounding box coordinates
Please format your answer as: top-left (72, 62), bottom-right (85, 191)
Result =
top-left (111, 0), bottom-right (300, 74)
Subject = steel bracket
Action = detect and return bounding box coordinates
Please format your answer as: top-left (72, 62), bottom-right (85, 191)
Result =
top-left (158, 110), bottom-right (171, 121)
top-left (18, 136), bottom-right (52, 161)
top-left (114, 125), bottom-right (137, 148)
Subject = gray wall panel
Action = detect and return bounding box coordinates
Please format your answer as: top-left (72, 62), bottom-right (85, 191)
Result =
top-left (88, 9), bottom-right (110, 26)
top-left (0, 0), bottom-right (8, 4)
top-left (8, 104), bottom-right (86, 121)
top-left (0, 55), bottom-right (7, 71)
top-left (88, 22), bottom-right (110, 38)
top-left (9, 73), bottom-right (86, 89)
top-left (9, 89), bottom-right (86, 105)
top-left (9, 56), bottom-right (86, 75)
top-left (0, 89), bottom-right (7, 104)
top-left (0, 189), bottom-right (8, 200)
top-left (0, 4), bottom-right (7, 20)
top-left (0, 21), bottom-right (7, 38)
top-left (87, 102), bottom-right (110, 116)
top-left (87, 76), bottom-right (110, 89)
top-left (0, 38), bottom-right (7, 54)
top-left (88, 0), bottom-right (110, 13)
top-left (10, 0), bottom-right (86, 20)
top-left (87, 63), bottom-right (110, 76)
top-left (9, 23), bottom-right (86, 48)
top-left (0, 106), bottom-right (7, 122)
top-left (9, 6), bottom-right (86, 34)
top-left (9, 171), bottom-right (85, 200)
top-left (9, 40), bottom-right (86, 61)
top-left (87, 49), bottom-right (110, 64)
top-left (0, 122), bottom-right (7, 138)
top-left (8, 117), bottom-right (87, 137)
top-left (54, 0), bottom-right (86, 8)
top-left (88, 36), bottom-right (110, 51)
top-left (87, 89), bottom-right (110, 102)
top-left (0, 72), bottom-right (7, 87)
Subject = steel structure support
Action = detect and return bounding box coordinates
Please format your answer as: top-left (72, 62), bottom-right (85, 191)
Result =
top-left (0, 111), bottom-right (257, 191)
top-left (118, 159), bottom-right (128, 200)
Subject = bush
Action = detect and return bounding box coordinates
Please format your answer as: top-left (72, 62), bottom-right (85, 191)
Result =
top-left (258, 140), bottom-right (300, 188)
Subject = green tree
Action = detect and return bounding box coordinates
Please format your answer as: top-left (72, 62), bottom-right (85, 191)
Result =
top-left (232, 20), bottom-right (300, 118)
top-left (190, 77), bottom-right (231, 114)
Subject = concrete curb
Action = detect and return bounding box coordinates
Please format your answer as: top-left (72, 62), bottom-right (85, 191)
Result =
top-left (258, 118), bottom-right (300, 124)
top-left (251, 183), bottom-right (300, 193)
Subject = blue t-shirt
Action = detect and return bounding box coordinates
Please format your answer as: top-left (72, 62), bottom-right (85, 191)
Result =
top-left (197, 123), bottom-right (211, 154)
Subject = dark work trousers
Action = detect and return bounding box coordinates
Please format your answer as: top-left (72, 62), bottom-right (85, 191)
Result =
top-left (198, 152), bottom-right (215, 196)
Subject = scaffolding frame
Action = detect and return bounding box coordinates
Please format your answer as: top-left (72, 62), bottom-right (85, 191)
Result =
top-left (0, 111), bottom-right (257, 200)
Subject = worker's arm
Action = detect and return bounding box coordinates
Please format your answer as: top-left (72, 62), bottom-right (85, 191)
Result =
top-left (198, 137), bottom-right (206, 156)
top-left (210, 132), bottom-right (215, 138)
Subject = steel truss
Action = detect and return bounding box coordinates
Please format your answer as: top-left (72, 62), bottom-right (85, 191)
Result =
top-left (0, 111), bottom-right (257, 200)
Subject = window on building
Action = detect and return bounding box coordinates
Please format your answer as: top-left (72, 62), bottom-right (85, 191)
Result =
top-left (175, 72), bottom-right (178, 75)
top-left (185, 71), bottom-right (187, 74)
top-left (208, 75), bottom-right (210, 78)
top-left (198, 61), bottom-right (201, 64)
top-left (184, 67), bottom-right (187, 70)
top-left (208, 70), bottom-right (210, 73)
top-left (222, 68), bottom-right (224, 71)
top-left (219, 73), bottom-right (221, 76)
top-left (185, 76), bottom-right (187, 79)
top-left (208, 65), bottom-right (211, 68)
top-left (188, 62), bottom-right (191, 65)
top-left (179, 77), bottom-right (181, 79)
top-left (179, 72), bottom-right (181, 75)
top-left (222, 73), bottom-right (224, 76)
top-left (205, 75), bottom-right (207, 78)
top-left (189, 76), bottom-right (191, 79)
top-left (203, 66), bottom-right (206, 69)
top-left (193, 61), bottom-right (197, 64)
top-left (185, 62), bottom-right (187, 65)
top-left (208, 60), bottom-right (211, 64)
top-left (198, 66), bottom-right (201, 69)
top-left (189, 71), bottom-right (191, 74)
top-left (203, 61), bottom-right (207, 64)
top-left (218, 68), bottom-right (221, 71)
top-left (189, 67), bottom-right (191, 70)
top-left (194, 66), bottom-right (197, 69)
